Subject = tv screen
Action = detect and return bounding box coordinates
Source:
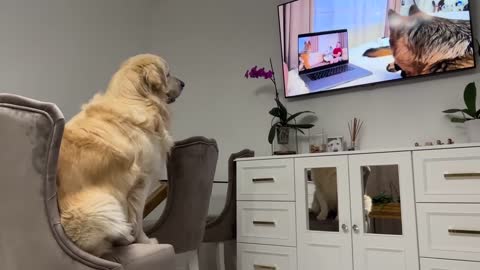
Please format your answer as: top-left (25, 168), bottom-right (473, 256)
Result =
top-left (278, 0), bottom-right (476, 98)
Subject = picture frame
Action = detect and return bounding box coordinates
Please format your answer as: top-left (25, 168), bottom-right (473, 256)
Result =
top-left (327, 136), bottom-right (344, 152)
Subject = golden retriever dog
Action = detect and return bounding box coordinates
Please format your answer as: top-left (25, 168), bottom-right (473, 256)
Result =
top-left (310, 168), bottom-right (338, 221)
top-left (310, 167), bottom-right (372, 222)
top-left (57, 54), bottom-right (184, 257)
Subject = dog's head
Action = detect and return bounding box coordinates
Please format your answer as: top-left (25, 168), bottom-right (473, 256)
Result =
top-left (113, 54), bottom-right (185, 104)
top-left (387, 6), bottom-right (437, 76)
top-left (327, 139), bottom-right (342, 152)
top-left (387, 6), bottom-right (473, 76)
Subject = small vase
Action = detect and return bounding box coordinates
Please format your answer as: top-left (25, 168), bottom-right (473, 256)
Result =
top-left (272, 127), bottom-right (298, 155)
top-left (276, 126), bottom-right (290, 145)
top-left (348, 141), bottom-right (359, 151)
top-left (465, 119), bottom-right (480, 143)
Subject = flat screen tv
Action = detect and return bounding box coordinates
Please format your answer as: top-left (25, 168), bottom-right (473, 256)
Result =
top-left (278, 0), bottom-right (476, 98)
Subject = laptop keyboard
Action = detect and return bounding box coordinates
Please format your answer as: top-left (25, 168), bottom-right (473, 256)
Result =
top-left (307, 65), bottom-right (354, 81)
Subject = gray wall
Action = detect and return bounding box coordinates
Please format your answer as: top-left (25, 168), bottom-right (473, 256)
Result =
top-left (0, 0), bottom-right (153, 119)
top-left (150, 0), bottom-right (480, 181)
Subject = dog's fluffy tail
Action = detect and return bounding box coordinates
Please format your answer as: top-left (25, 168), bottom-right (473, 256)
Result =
top-left (363, 46), bottom-right (392, 57)
top-left (60, 189), bottom-right (133, 257)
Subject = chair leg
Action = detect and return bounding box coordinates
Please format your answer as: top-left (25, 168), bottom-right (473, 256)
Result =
top-left (216, 242), bottom-right (226, 270)
top-left (187, 250), bottom-right (200, 270)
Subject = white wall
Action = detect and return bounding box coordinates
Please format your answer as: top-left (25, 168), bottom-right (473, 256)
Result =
top-left (150, 0), bottom-right (480, 182)
top-left (0, 0), bottom-right (153, 119)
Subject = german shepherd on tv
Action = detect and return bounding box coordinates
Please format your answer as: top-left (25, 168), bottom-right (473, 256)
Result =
top-left (364, 5), bottom-right (474, 78)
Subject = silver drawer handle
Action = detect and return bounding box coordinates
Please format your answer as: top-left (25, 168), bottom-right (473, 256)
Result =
top-left (448, 229), bottom-right (480, 235)
top-left (444, 173), bottom-right (480, 179)
top-left (254, 264), bottom-right (276, 270)
top-left (252, 178), bottom-right (275, 183)
top-left (252, 221), bottom-right (276, 226)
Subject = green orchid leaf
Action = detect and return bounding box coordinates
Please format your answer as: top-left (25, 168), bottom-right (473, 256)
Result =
top-left (442, 109), bottom-right (463, 114)
top-left (287, 123), bottom-right (314, 129)
top-left (269, 107), bottom-right (282, 118)
top-left (275, 98), bottom-right (288, 123)
top-left (464, 82), bottom-right (477, 116)
top-left (268, 124), bottom-right (277, 144)
top-left (462, 109), bottom-right (476, 118)
top-left (450, 117), bottom-right (467, 123)
top-left (286, 111), bottom-right (314, 123)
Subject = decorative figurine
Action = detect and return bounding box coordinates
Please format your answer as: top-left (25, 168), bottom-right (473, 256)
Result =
top-left (448, 138), bottom-right (455, 144)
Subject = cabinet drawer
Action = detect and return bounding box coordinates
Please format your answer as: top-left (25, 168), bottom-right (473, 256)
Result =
top-left (413, 147), bottom-right (480, 202)
top-left (421, 258), bottom-right (480, 270)
top-left (237, 159), bottom-right (294, 201)
top-left (414, 147), bottom-right (480, 202)
top-left (237, 201), bottom-right (296, 247)
top-left (237, 243), bottom-right (297, 270)
top-left (417, 204), bottom-right (480, 262)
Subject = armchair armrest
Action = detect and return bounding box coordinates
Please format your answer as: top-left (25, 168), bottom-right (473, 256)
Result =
top-left (52, 223), bottom-right (122, 270)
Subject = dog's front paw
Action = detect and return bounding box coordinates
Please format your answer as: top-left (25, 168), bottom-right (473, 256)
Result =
top-left (149, 238), bottom-right (158, 244)
top-left (115, 234), bottom-right (135, 246)
top-left (317, 212), bottom-right (328, 221)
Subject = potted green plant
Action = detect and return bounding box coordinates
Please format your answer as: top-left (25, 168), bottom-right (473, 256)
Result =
top-left (443, 82), bottom-right (480, 142)
top-left (245, 59), bottom-right (315, 152)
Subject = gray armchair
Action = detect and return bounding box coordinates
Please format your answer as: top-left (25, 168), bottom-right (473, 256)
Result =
top-left (203, 149), bottom-right (254, 270)
top-left (0, 94), bottom-right (175, 270)
top-left (146, 137), bottom-right (219, 270)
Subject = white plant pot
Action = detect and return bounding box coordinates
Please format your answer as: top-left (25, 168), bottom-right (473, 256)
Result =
top-left (465, 119), bottom-right (480, 143)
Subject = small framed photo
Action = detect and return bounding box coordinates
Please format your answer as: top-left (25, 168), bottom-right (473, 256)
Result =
top-left (327, 136), bottom-right (344, 152)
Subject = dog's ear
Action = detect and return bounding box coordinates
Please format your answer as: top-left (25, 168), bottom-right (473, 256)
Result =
top-left (388, 9), bottom-right (405, 30)
top-left (143, 64), bottom-right (166, 93)
top-left (409, 4), bottom-right (421, 16)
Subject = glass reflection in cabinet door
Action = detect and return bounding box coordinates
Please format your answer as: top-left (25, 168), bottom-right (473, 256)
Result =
top-left (306, 167), bottom-right (339, 232)
top-left (362, 165), bottom-right (402, 235)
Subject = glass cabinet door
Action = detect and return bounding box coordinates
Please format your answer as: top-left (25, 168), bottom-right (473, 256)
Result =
top-left (349, 152), bottom-right (419, 270)
top-left (295, 156), bottom-right (353, 270)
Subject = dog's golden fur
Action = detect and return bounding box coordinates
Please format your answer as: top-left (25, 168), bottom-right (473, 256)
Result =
top-left (57, 54), bottom-right (184, 256)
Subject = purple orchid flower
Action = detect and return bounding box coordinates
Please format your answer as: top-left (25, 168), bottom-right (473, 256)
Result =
top-left (245, 65), bottom-right (274, 80)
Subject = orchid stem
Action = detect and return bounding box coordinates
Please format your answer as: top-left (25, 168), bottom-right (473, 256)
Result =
top-left (269, 58), bottom-right (279, 100)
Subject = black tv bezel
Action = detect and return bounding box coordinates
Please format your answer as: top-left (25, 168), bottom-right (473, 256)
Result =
top-left (298, 29), bottom-right (350, 75)
top-left (277, 0), bottom-right (477, 99)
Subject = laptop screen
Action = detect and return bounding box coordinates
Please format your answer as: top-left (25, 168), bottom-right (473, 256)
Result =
top-left (298, 30), bottom-right (349, 74)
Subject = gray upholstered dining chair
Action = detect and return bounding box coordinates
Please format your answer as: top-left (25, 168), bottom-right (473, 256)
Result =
top-left (146, 136), bottom-right (219, 270)
top-left (203, 149), bottom-right (254, 270)
top-left (0, 94), bottom-right (175, 270)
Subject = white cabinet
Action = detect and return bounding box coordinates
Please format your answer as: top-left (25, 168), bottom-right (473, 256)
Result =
top-left (236, 158), bottom-right (296, 270)
top-left (295, 155), bottom-right (353, 270)
top-left (237, 243), bottom-right (297, 270)
top-left (236, 144), bottom-right (480, 270)
top-left (295, 152), bottom-right (418, 270)
top-left (237, 159), bottom-right (295, 201)
top-left (420, 258), bottom-right (480, 270)
top-left (417, 203), bottom-right (480, 261)
top-left (349, 152), bottom-right (418, 270)
top-left (414, 147), bottom-right (480, 202)
top-left (237, 201), bottom-right (296, 247)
